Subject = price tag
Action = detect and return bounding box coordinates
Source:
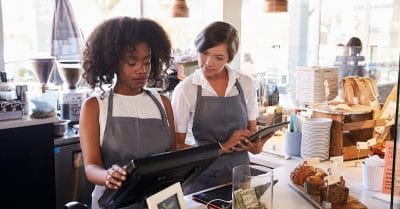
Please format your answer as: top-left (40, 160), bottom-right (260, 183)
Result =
top-left (330, 156), bottom-right (344, 166)
top-left (304, 157), bottom-right (320, 166)
top-left (324, 174), bottom-right (341, 185)
top-left (367, 138), bottom-right (377, 146)
top-left (356, 142), bottom-right (369, 150)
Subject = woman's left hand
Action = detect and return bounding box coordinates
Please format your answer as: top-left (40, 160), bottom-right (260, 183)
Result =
top-left (236, 132), bottom-right (274, 154)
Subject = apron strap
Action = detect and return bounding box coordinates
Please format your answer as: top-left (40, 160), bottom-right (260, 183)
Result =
top-left (144, 90), bottom-right (174, 148)
top-left (234, 80), bottom-right (248, 115)
top-left (102, 89), bottom-right (115, 147)
top-left (144, 90), bottom-right (168, 121)
top-left (193, 85), bottom-right (204, 128)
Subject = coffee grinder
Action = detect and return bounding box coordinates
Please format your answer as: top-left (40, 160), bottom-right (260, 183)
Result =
top-left (30, 56), bottom-right (59, 112)
top-left (30, 57), bottom-right (56, 93)
top-left (57, 60), bottom-right (87, 124)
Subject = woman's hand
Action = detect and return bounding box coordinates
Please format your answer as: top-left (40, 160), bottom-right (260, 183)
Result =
top-left (239, 132), bottom-right (274, 154)
top-left (104, 164), bottom-right (128, 190)
top-left (220, 130), bottom-right (252, 153)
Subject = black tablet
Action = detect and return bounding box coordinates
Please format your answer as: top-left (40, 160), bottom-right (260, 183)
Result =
top-left (247, 121), bottom-right (289, 141)
top-left (192, 184), bottom-right (232, 209)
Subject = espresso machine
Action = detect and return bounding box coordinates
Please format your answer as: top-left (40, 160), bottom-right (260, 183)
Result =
top-left (57, 60), bottom-right (87, 123)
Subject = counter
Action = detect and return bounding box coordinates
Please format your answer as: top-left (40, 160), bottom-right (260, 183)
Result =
top-left (56, 130), bottom-right (393, 208)
top-left (185, 158), bottom-right (390, 209)
top-left (0, 115), bottom-right (58, 208)
top-left (54, 126), bottom-right (80, 146)
top-left (0, 115), bottom-right (58, 129)
top-left (185, 133), bottom-right (392, 209)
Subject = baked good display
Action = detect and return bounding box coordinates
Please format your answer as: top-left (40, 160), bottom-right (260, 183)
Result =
top-left (290, 162), bottom-right (316, 185)
top-left (289, 164), bottom-right (363, 208)
top-left (304, 169), bottom-right (327, 196)
top-left (320, 177), bottom-right (349, 205)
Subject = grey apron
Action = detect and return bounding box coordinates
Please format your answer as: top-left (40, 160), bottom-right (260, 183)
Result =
top-left (92, 89), bottom-right (173, 209)
top-left (185, 80), bottom-right (249, 194)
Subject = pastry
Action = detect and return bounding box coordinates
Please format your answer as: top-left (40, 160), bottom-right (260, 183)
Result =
top-left (290, 162), bottom-right (316, 185)
top-left (320, 177), bottom-right (349, 205)
top-left (314, 170), bottom-right (327, 179)
top-left (304, 169), bottom-right (327, 196)
top-left (304, 175), bottom-right (324, 196)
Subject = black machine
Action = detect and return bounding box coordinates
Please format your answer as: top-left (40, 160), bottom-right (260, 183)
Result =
top-left (98, 143), bottom-right (220, 209)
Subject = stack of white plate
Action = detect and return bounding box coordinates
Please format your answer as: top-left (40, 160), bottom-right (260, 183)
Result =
top-left (300, 118), bottom-right (332, 160)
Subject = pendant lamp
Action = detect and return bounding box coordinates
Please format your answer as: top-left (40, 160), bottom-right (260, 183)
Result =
top-left (171, 0), bottom-right (189, 17)
top-left (265, 0), bottom-right (288, 13)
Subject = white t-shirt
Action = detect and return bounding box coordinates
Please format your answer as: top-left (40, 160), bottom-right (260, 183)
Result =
top-left (96, 90), bottom-right (165, 145)
top-left (171, 65), bottom-right (258, 134)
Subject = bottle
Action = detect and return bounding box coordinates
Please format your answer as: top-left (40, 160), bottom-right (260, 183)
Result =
top-left (23, 90), bottom-right (29, 115)
top-left (15, 85), bottom-right (29, 114)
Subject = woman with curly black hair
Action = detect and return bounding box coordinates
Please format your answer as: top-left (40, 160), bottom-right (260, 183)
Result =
top-left (79, 16), bottom-right (176, 209)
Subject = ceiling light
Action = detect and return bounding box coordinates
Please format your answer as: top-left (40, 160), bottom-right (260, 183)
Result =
top-left (265, 0), bottom-right (288, 13)
top-left (171, 0), bottom-right (189, 17)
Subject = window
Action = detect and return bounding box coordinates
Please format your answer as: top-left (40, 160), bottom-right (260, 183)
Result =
top-left (69, 0), bottom-right (140, 38)
top-left (319, 0), bottom-right (400, 84)
top-left (241, 0), bottom-right (291, 109)
top-left (2, 0), bottom-right (54, 82)
top-left (143, 0), bottom-right (222, 53)
top-left (2, 0), bottom-right (222, 84)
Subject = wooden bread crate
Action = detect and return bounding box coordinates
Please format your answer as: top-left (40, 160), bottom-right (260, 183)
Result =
top-left (312, 108), bottom-right (387, 161)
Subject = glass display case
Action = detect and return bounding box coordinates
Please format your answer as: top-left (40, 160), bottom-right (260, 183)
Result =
top-left (318, 1), bottom-right (400, 208)
top-left (319, 1), bottom-right (400, 208)
top-left (392, 68), bottom-right (400, 208)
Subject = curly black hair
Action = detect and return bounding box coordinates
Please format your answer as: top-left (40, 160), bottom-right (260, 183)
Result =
top-left (81, 16), bottom-right (172, 93)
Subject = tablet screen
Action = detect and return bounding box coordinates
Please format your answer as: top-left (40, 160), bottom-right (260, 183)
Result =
top-left (247, 121), bottom-right (289, 141)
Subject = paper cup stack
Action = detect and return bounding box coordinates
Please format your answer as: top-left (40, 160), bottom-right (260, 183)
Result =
top-left (296, 66), bottom-right (338, 106)
top-left (362, 155), bottom-right (385, 191)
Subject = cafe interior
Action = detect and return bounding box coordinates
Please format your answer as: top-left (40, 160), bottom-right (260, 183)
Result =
top-left (0, 0), bottom-right (400, 208)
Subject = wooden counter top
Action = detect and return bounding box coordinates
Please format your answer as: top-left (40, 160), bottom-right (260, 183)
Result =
top-left (0, 115), bottom-right (58, 129)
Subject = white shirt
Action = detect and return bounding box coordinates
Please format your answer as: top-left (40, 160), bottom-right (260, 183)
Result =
top-left (96, 90), bottom-right (164, 145)
top-left (171, 65), bottom-right (258, 134)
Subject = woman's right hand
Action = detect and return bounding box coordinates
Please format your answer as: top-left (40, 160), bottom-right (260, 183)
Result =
top-left (220, 129), bottom-right (252, 153)
top-left (104, 164), bottom-right (128, 190)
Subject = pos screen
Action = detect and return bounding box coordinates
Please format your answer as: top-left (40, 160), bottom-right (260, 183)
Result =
top-left (98, 143), bottom-right (220, 209)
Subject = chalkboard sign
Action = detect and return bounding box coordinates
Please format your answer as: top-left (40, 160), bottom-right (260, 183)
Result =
top-left (146, 182), bottom-right (187, 209)
top-left (157, 194), bottom-right (181, 209)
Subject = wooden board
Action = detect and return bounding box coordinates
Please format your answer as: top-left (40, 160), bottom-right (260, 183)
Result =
top-left (341, 145), bottom-right (370, 161)
top-left (288, 182), bottom-right (367, 209)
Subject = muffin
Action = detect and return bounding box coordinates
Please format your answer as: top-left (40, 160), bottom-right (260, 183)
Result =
top-left (320, 177), bottom-right (349, 205)
top-left (304, 172), bottom-right (326, 196)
